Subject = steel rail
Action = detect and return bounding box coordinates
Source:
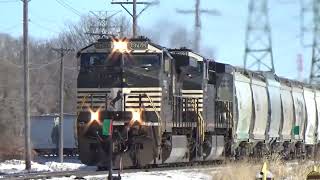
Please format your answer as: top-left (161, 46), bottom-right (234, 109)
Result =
top-left (1, 161), bottom-right (223, 179)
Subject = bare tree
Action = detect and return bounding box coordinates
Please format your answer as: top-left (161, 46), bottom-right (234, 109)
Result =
top-left (56, 14), bottom-right (131, 50)
top-left (0, 13), bottom-right (217, 160)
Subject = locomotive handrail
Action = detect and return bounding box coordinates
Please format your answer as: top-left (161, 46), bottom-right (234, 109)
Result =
top-left (76, 94), bottom-right (89, 147)
top-left (126, 92), bottom-right (162, 139)
top-left (190, 100), bottom-right (205, 142)
top-left (144, 93), bottom-right (162, 138)
top-left (77, 95), bottom-right (89, 117)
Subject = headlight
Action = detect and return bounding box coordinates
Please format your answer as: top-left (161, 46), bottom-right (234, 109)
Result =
top-left (89, 109), bottom-right (100, 122)
top-left (113, 39), bottom-right (128, 53)
top-left (132, 110), bottom-right (141, 122)
top-left (130, 110), bottom-right (143, 126)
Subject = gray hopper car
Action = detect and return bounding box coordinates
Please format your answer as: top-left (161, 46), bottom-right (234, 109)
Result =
top-left (31, 114), bottom-right (77, 155)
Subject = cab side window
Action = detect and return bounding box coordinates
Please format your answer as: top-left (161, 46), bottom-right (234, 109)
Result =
top-left (208, 70), bottom-right (216, 84)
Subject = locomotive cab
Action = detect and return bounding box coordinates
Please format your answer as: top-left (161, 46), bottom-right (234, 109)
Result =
top-left (208, 62), bottom-right (233, 158)
top-left (167, 48), bottom-right (206, 161)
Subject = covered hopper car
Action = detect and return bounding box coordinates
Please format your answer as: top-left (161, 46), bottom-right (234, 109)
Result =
top-left (31, 114), bottom-right (77, 155)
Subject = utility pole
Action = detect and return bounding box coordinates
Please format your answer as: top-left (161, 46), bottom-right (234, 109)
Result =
top-left (23, 0), bottom-right (31, 171)
top-left (111, 0), bottom-right (159, 38)
top-left (52, 47), bottom-right (73, 163)
top-left (176, 0), bottom-right (220, 52)
top-left (86, 10), bottom-right (121, 38)
top-left (310, 0), bottom-right (320, 84)
top-left (244, 0), bottom-right (275, 72)
top-left (119, 16), bottom-right (125, 37)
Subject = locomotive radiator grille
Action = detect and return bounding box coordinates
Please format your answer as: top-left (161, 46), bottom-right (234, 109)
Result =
top-left (215, 100), bottom-right (233, 129)
top-left (124, 87), bottom-right (162, 112)
top-left (181, 90), bottom-right (203, 111)
top-left (77, 88), bottom-right (111, 112)
top-left (77, 87), bottom-right (162, 112)
top-left (172, 95), bottom-right (203, 129)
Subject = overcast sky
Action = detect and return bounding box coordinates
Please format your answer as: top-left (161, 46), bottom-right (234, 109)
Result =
top-left (0, 0), bottom-right (310, 80)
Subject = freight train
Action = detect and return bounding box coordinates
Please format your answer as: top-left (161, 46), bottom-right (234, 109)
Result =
top-left (76, 37), bottom-right (320, 169)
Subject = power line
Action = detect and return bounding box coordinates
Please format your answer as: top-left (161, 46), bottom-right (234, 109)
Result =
top-left (86, 10), bottom-right (121, 38)
top-left (0, 57), bottom-right (73, 70)
top-left (56, 0), bottom-right (81, 16)
top-left (29, 59), bottom-right (61, 70)
top-left (111, 0), bottom-right (159, 38)
top-left (55, 0), bottom-right (82, 17)
top-left (29, 12), bottom-right (58, 24)
top-left (0, 59), bottom-right (23, 68)
top-left (29, 20), bottom-right (60, 34)
top-left (0, 0), bottom-right (19, 3)
top-left (0, 97), bottom-right (23, 101)
top-left (0, 23), bottom-right (21, 32)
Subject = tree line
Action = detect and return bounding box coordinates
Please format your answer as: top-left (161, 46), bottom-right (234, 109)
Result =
top-left (0, 13), bottom-right (214, 160)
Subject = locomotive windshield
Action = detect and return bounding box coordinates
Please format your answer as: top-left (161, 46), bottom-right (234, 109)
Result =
top-left (175, 56), bottom-right (204, 90)
top-left (78, 52), bottom-right (161, 88)
top-left (80, 53), bottom-right (120, 70)
top-left (124, 54), bottom-right (160, 67)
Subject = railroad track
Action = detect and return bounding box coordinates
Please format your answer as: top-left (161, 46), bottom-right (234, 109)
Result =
top-left (1, 158), bottom-right (305, 179)
top-left (0, 162), bottom-right (223, 180)
top-left (1, 170), bottom-right (114, 180)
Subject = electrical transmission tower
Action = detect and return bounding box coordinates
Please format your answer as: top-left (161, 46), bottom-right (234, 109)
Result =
top-left (244, 0), bottom-right (275, 72)
top-left (86, 11), bottom-right (121, 38)
top-left (176, 0), bottom-right (220, 53)
top-left (111, 0), bottom-right (159, 38)
top-left (300, 0), bottom-right (314, 47)
top-left (310, 0), bottom-right (320, 83)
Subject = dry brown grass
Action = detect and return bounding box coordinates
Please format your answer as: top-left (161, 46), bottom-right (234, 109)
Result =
top-left (0, 136), bottom-right (37, 161)
top-left (210, 155), bottom-right (314, 180)
top-left (211, 160), bottom-right (259, 180)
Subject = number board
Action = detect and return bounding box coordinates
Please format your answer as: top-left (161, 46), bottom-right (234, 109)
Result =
top-left (128, 41), bottom-right (148, 50)
top-left (94, 40), bottom-right (148, 51)
top-left (94, 41), bottom-right (112, 49)
top-left (170, 51), bottom-right (188, 56)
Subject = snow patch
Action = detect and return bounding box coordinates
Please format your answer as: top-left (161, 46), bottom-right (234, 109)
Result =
top-left (85, 170), bottom-right (212, 180)
top-left (0, 160), bottom-right (212, 180)
top-left (45, 161), bottom-right (86, 172)
top-left (0, 159), bottom-right (50, 174)
top-left (0, 159), bottom-right (86, 174)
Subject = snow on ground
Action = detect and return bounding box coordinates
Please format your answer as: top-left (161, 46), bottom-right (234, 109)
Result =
top-left (0, 159), bottom-right (50, 174)
top-left (0, 159), bottom-right (213, 180)
top-left (83, 170), bottom-right (212, 180)
top-left (0, 159), bottom-right (88, 174)
top-left (48, 170), bottom-right (212, 180)
top-left (0, 159), bottom-right (314, 180)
